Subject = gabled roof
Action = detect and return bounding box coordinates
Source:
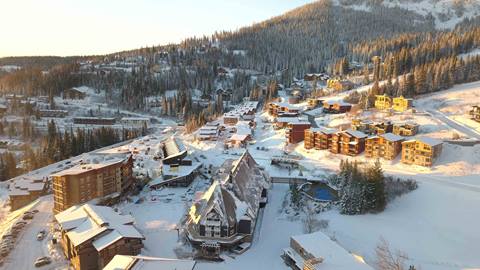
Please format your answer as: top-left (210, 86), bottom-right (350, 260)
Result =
top-left (188, 151), bottom-right (267, 229)
top-left (54, 204), bottom-right (143, 249)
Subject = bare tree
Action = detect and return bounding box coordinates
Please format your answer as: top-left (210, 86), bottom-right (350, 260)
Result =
top-left (375, 237), bottom-right (410, 270)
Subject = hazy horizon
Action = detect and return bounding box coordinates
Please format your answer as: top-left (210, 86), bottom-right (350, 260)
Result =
top-left (0, 0), bottom-right (314, 58)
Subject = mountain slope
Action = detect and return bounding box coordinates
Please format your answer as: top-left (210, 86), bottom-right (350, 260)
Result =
top-left (336, 0), bottom-right (480, 29)
top-left (213, 0), bottom-right (480, 77)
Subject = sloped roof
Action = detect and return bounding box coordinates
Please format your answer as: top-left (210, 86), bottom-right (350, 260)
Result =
top-left (54, 204), bottom-right (142, 249)
top-left (189, 151), bottom-right (267, 228)
top-left (381, 133), bottom-right (405, 142)
top-left (104, 255), bottom-right (196, 270)
top-left (417, 137), bottom-right (443, 146)
top-left (344, 129), bottom-right (367, 139)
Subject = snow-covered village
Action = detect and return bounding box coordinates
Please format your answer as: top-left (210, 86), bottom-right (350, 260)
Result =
top-left (1, 1), bottom-right (480, 270)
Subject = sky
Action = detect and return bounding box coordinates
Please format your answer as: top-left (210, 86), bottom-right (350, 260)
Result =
top-left (0, 0), bottom-right (314, 57)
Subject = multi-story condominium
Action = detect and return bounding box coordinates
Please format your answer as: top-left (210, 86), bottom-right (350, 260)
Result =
top-left (304, 127), bottom-right (336, 150)
top-left (365, 133), bottom-right (405, 160)
top-left (374, 94), bottom-right (392, 110)
top-left (55, 204), bottom-right (144, 270)
top-left (470, 105), bottom-right (480, 122)
top-left (393, 122), bottom-right (419, 136)
top-left (268, 102), bottom-right (300, 118)
top-left (323, 100), bottom-right (352, 114)
top-left (330, 129), bottom-right (368, 156)
top-left (286, 121), bottom-right (312, 144)
top-left (375, 94), bottom-right (413, 111)
top-left (186, 151), bottom-right (269, 259)
top-left (51, 156), bottom-right (133, 214)
top-left (351, 119), bottom-right (393, 135)
top-left (393, 96), bottom-right (413, 112)
top-left (401, 137), bottom-right (443, 167)
top-left (327, 79), bottom-right (354, 92)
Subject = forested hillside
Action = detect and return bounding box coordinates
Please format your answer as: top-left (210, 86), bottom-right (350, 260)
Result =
top-left (214, 0), bottom-right (436, 78)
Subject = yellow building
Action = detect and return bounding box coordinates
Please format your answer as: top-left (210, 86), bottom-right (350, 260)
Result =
top-left (393, 96), bottom-right (413, 112)
top-left (401, 138), bottom-right (443, 167)
top-left (374, 94), bottom-right (392, 110)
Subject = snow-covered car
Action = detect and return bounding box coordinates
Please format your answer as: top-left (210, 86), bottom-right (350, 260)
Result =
top-left (34, 256), bottom-right (51, 267)
top-left (36, 230), bottom-right (46, 241)
top-left (22, 214), bottom-right (34, 220)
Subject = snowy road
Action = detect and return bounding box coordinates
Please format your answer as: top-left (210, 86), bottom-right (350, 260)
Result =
top-left (1, 197), bottom-right (57, 270)
top-left (427, 109), bottom-right (480, 140)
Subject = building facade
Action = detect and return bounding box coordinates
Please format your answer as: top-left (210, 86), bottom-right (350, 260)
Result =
top-left (304, 128), bottom-right (336, 150)
top-left (55, 204), bottom-right (144, 270)
top-left (330, 130), bottom-right (367, 156)
top-left (393, 96), bottom-right (413, 112)
top-left (401, 138), bottom-right (443, 167)
top-left (286, 122), bottom-right (312, 144)
top-left (393, 123), bottom-right (419, 136)
top-left (365, 133), bottom-right (405, 160)
top-left (51, 156), bottom-right (133, 213)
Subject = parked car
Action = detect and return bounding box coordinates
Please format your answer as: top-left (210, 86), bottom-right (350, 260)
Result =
top-left (36, 230), bottom-right (46, 241)
top-left (34, 256), bottom-right (51, 267)
top-left (32, 209), bottom-right (39, 214)
top-left (23, 213), bottom-right (34, 220)
top-left (0, 247), bottom-right (10, 257)
top-left (2, 234), bottom-right (13, 240)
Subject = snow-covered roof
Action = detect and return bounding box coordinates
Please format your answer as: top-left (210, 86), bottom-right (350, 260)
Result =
top-left (310, 127), bottom-right (336, 135)
top-left (344, 129), bottom-right (367, 139)
top-left (287, 232), bottom-right (373, 270)
top-left (188, 151), bottom-right (267, 231)
top-left (381, 133), bottom-right (405, 142)
top-left (103, 255), bottom-right (196, 270)
top-left (417, 137), bottom-right (443, 147)
top-left (8, 177), bottom-right (47, 196)
top-left (230, 134), bottom-right (249, 142)
top-left (50, 158), bottom-right (127, 177)
top-left (54, 204), bottom-right (143, 249)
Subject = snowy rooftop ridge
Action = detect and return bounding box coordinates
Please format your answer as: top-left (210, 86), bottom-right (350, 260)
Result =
top-left (54, 204), bottom-right (143, 249)
top-left (103, 255), bottom-right (196, 270)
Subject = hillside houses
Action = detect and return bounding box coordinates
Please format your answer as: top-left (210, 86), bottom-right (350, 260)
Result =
top-left (268, 102), bottom-right (300, 118)
top-left (63, 87), bottom-right (87, 100)
top-left (470, 105), bottom-right (480, 122)
top-left (374, 94), bottom-right (413, 112)
top-left (322, 100), bottom-right (352, 114)
top-left (186, 151), bottom-right (269, 259)
top-left (55, 204), bottom-right (144, 270)
top-left (393, 122), bottom-right (419, 136)
top-left (223, 101), bottom-right (258, 125)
